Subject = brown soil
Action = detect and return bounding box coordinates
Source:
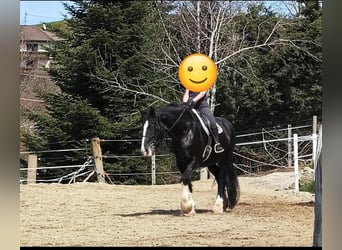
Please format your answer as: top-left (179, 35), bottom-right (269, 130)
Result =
top-left (20, 171), bottom-right (315, 247)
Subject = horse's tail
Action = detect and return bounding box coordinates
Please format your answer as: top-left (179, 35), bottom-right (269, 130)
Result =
top-left (225, 156), bottom-right (240, 209)
top-left (220, 118), bottom-right (240, 209)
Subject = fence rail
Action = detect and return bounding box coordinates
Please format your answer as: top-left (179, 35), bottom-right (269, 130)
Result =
top-left (20, 117), bottom-right (321, 186)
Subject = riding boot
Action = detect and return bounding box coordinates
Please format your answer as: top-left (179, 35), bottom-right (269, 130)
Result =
top-left (210, 126), bottom-right (224, 153)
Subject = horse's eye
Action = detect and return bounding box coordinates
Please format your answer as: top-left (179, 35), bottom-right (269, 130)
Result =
top-left (188, 66), bottom-right (193, 72)
top-left (202, 65), bottom-right (207, 71)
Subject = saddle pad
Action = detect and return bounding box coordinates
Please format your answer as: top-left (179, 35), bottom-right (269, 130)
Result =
top-left (191, 109), bottom-right (223, 135)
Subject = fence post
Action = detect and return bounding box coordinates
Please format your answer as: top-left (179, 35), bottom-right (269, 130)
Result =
top-left (288, 124), bottom-right (292, 168)
top-left (293, 134), bottom-right (299, 193)
top-left (27, 154), bottom-right (37, 184)
top-left (313, 115), bottom-right (317, 134)
top-left (151, 153), bottom-right (156, 185)
top-left (91, 137), bottom-right (106, 183)
top-left (313, 126), bottom-right (322, 247)
top-left (312, 116), bottom-right (318, 177)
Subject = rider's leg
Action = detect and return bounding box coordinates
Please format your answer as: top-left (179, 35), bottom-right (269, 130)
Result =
top-left (209, 125), bottom-right (224, 153)
top-left (200, 107), bottom-right (224, 153)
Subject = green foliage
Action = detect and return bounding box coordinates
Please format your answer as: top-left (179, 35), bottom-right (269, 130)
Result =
top-left (49, 1), bottom-right (159, 116)
top-left (23, 0), bottom-right (172, 183)
top-left (300, 180), bottom-right (315, 193)
top-left (215, 1), bottom-right (322, 133)
top-left (36, 20), bottom-right (68, 32)
top-left (24, 92), bottom-right (116, 142)
top-left (21, 0), bottom-right (322, 183)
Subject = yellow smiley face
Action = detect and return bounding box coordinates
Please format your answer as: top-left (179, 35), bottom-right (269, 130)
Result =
top-left (178, 53), bottom-right (217, 92)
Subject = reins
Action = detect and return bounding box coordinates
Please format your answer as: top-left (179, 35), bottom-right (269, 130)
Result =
top-left (164, 107), bottom-right (188, 136)
top-left (154, 106), bottom-right (188, 147)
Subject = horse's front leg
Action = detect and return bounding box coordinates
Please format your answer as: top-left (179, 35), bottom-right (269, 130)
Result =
top-left (180, 182), bottom-right (196, 215)
top-left (179, 163), bottom-right (197, 215)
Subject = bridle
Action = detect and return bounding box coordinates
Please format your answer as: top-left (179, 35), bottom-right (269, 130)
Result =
top-left (147, 106), bottom-right (188, 149)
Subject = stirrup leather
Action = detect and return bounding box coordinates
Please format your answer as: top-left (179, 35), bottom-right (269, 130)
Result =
top-left (202, 136), bottom-right (212, 161)
top-left (202, 145), bottom-right (212, 161)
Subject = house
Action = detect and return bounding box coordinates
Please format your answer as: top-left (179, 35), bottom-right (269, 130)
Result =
top-left (20, 25), bottom-right (63, 69)
top-left (20, 25), bottom-right (63, 136)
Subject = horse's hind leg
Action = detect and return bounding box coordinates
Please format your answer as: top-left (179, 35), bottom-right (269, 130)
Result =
top-left (222, 153), bottom-right (240, 211)
top-left (207, 163), bottom-right (227, 213)
top-left (208, 156), bottom-right (240, 213)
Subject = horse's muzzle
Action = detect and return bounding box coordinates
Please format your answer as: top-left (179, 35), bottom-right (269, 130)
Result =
top-left (141, 143), bottom-right (155, 157)
top-left (141, 148), bottom-right (151, 157)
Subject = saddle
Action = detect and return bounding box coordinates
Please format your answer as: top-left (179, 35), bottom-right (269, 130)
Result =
top-left (191, 109), bottom-right (223, 161)
top-left (191, 109), bottom-right (223, 135)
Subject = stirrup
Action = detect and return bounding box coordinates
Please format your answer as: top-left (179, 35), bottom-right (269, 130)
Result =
top-left (202, 145), bottom-right (212, 161)
top-left (214, 143), bottom-right (224, 153)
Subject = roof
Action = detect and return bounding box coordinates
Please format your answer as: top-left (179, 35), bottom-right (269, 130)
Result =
top-left (20, 25), bottom-right (63, 42)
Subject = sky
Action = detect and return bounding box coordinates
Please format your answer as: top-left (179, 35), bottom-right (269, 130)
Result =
top-left (20, 1), bottom-right (73, 25)
top-left (20, 1), bottom-right (297, 26)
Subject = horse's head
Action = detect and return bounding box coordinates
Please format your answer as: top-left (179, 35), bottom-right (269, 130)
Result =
top-left (140, 107), bottom-right (163, 157)
top-left (140, 103), bottom-right (191, 156)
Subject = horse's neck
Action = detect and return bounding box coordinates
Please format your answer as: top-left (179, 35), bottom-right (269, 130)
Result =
top-left (157, 107), bottom-right (194, 134)
top-left (158, 110), bottom-right (181, 128)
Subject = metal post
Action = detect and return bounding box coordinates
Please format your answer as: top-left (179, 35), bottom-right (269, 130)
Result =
top-left (312, 116), bottom-right (318, 177)
top-left (313, 147), bottom-right (322, 247)
top-left (313, 115), bottom-right (317, 134)
top-left (293, 134), bottom-right (299, 194)
top-left (288, 124), bottom-right (292, 168)
top-left (151, 153), bottom-right (156, 185)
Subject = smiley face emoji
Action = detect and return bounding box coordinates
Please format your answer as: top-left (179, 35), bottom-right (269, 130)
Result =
top-left (178, 53), bottom-right (217, 92)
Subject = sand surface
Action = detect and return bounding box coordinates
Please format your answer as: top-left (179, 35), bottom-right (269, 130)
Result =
top-left (20, 170), bottom-right (315, 247)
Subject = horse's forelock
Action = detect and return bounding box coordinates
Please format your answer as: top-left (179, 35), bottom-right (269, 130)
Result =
top-left (141, 107), bottom-right (156, 122)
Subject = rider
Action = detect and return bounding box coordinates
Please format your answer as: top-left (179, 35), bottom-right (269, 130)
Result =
top-left (182, 88), bottom-right (224, 153)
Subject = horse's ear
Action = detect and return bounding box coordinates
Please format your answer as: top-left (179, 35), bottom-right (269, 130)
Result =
top-left (139, 108), bottom-right (148, 122)
top-left (149, 107), bottom-right (156, 118)
top-left (140, 107), bottom-right (156, 121)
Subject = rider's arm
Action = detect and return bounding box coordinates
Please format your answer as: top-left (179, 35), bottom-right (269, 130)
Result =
top-left (182, 89), bottom-right (190, 102)
top-left (192, 91), bottom-right (207, 103)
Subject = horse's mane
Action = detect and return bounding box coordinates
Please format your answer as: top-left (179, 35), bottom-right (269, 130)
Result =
top-left (158, 102), bottom-right (184, 112)
top-left (165, 102), bottom-right (182, 108)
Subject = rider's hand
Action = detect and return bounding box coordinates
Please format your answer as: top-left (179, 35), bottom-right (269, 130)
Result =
top-left (184, 99), bottom-right (196, 109)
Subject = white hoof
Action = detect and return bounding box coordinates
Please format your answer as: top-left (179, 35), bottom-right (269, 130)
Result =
top-left (213, 196), bottom-right (224, 213)
top-left (181, 199), bottom-right (196, 215)
top-left (180, 184), bottom-right (196, 215)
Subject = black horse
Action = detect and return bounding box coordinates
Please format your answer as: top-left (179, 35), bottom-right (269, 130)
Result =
top-left (140, 102), bottom-right (240, 215)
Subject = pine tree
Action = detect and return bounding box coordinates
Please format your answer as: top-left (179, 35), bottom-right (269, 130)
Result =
top-left (22, 0), bottom-right (164, 183)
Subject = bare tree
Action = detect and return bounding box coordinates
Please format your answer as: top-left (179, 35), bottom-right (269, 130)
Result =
top-left (93, 1), bottom-right (311, 110)
top-left (162, 1), bottom-right (299, 112)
